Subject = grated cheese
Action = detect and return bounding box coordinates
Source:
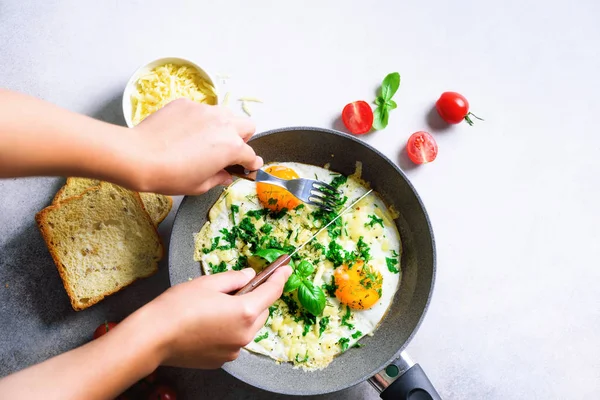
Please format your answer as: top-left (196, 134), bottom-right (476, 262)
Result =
top-left (238, 96), bottom-right (263, 103)
top-left (222, 92), bottom-right (231, 106)
top-left (241, 101), bottom-right (252, 116)
top-left (131, 63), bottom-right (217, 125)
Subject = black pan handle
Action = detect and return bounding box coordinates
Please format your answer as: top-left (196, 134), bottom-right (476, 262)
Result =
top-left (369, 352), bottom-right (441, 400)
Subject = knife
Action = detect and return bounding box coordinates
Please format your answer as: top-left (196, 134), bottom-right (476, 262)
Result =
top-left (234, 188), bottom-right (374, 295)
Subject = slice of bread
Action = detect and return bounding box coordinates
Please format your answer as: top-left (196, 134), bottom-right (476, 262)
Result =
top-left (36, 182), bottom-right (163, 311)
top-left (54, 177), bottom-right (172, 226)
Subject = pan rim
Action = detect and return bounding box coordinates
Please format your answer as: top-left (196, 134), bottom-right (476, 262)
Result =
top-left (168, 126), bottom-right (437, 396)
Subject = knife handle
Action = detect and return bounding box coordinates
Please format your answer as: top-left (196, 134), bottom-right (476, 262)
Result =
top-left (225, 165), bottom-right (258, 181)
top-left (234, 254), bottom-right (291, 295)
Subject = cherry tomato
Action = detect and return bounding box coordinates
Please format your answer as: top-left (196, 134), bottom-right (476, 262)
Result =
top-left (435, 92), bottom-right (483, 126)
top-left (342, 101), bottom-right (374, 134)
top-left (406, 131), bottom-right (438, 164)
top-left (148, 385), bottom-right (177, 400)
top-left (93, 321), bottom-right (118, 339)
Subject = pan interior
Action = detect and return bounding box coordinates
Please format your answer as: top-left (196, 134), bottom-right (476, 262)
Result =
top-left (168, 127), bottom-right (436, 396)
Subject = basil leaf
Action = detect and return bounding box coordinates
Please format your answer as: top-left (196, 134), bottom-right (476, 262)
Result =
top-left (254, 248), bottom-right (286, 263)
top-left (381, 72), bottom-right (400, 101)
top-left (372, 106), bottom-right (389, 130)
top-left (385, 99), bottom-right (397, 110)
top-left (296, 260), bottom-right (314, 278)
top-left (297, 280), bottom-right (326, 316)
top-left (283, 273), bottom-right (302, 292)
top-left (375, 96), bottom-right (385, 107)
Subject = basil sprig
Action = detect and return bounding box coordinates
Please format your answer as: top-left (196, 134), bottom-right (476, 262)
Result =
top-left (372, 72), bottom-right (401, 130)
top-left (284, 260), bottom-right (326, 316)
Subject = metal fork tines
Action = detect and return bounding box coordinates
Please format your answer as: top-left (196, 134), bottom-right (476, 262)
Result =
top-left (255, 169), bottom-right (339, 211)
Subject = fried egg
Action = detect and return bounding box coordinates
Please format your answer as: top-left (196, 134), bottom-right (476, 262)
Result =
top-left (193, 162), bottom-right (402, 371)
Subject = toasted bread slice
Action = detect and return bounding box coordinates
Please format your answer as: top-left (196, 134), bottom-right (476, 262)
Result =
top-left (54, 177), bottom-right (172, 225)
top-left (36, 183), bottom-right (163, 311)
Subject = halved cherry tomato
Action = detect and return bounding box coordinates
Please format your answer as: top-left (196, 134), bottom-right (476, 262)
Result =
top-left (93, 321), bottom-right (117, 339)
top-left (435, 92), bottom-right (483, 126)
top-left (342, 101), bottom-right (374, 134)
top-left (147, 385), bottom-right (177, 400)
top-left (407, 131), bottom-right (438, 164)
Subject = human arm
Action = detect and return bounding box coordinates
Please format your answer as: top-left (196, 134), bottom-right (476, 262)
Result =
top-left (0, 266), bottom-right (292, 400)
top-left (0, 89), bottom-right (262, 194)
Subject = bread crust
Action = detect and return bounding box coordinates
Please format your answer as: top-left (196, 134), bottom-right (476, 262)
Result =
top-left (36, 183), bottom-right (164, 311)
top-left (53, 177), bottom-right (172, 226)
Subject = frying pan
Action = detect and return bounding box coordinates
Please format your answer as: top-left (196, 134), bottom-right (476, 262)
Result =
top-left (168, 127), bottom-right (440, 399)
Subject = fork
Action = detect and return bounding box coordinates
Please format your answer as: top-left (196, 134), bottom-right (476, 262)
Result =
top-left (224, 165), bottom-right (340, 211)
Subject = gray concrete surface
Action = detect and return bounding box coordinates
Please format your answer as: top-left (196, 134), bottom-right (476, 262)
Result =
top-left (1, 1), bottom-right (599, 399)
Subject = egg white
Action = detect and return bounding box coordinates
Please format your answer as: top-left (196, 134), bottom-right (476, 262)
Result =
top-left (193, 162), bottom-right (402, 371)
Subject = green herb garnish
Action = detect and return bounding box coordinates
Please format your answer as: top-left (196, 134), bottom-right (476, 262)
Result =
top-left (254, 332), bottom-right (269, 343)
top-left (269, 207), bottom-right (288, 219)
top-left (386, 257), bottom-right (400, 274)
top-left (202, 236), bottom-right (221, 254)
top-left (351, 330), bottom-right (363, 339)
top-left (230, 204), bottom-right (239, 224)
top-left (356, 236), bottom-right (371, 262)
top-left (338, 337), bottom-right (350, 352)
top-left (326, 240), bottom-right (345, 267)
top-left (246, 209), bottom-right (269, 219)
top-left (341, 306), bottom-right (354, 330)
top-left (254, 248), bottom-right (286, 263)
top-left (281, 294), bottom-right (299, 315)
top-left (295, 351), bottom-right (309, 363)
top-left (330, 175), bottom-right (347, 189)
top-left (209, 261), bottom-right (227, 274)
top-left (319, 316), bottom-right (330, 337)
top-left (283, 260), bottom-right (326, 316)
top-left (365, 214), bottom-right (384, 228)
top-left (373, 72), bottom-right (400, 130)
top-left (233, 255), bottom-right (247, 271)
top-left (322, 276), bottom-right (338, 297)
top-left (260, 224), bottom-right (273, 234)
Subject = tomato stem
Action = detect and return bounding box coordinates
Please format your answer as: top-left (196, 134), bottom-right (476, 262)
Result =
top-left (464, 112), bottom-right (484, 126)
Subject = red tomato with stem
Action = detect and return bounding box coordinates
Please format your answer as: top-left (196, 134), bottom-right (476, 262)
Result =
top-left (435, 92), bottom-right (483, 126)
top-left (342, 101), bottom-right (374, 134)
top-left (148, 385), bottom-right (177, 400)
top-left (406, 131), bottom-right (438, 164)
top-left (93, 321), bottom-right (118, 339)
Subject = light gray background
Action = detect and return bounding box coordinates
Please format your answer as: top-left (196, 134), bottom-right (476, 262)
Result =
top-left (1, 1), bottom-right (599, 399)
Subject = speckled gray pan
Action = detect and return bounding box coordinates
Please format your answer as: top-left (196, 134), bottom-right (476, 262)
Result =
top-left (168, 127), bottom-right (436, 396)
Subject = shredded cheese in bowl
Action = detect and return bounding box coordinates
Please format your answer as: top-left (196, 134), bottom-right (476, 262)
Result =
top-left (130, 63), bottom-right (217, 125)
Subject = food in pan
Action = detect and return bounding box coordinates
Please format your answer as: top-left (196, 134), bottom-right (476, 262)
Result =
top-left (194, 162), bottom-right (402, 371)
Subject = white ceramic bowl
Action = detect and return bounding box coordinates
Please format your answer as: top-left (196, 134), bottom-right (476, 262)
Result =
top-left (122, 56), bottom-right (219, 128)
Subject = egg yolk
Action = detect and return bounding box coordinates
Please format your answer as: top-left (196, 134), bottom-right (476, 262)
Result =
top-left (256, 165), bottom-right (302, 211)
top-left (334, 260), bottom-right (383, 310)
